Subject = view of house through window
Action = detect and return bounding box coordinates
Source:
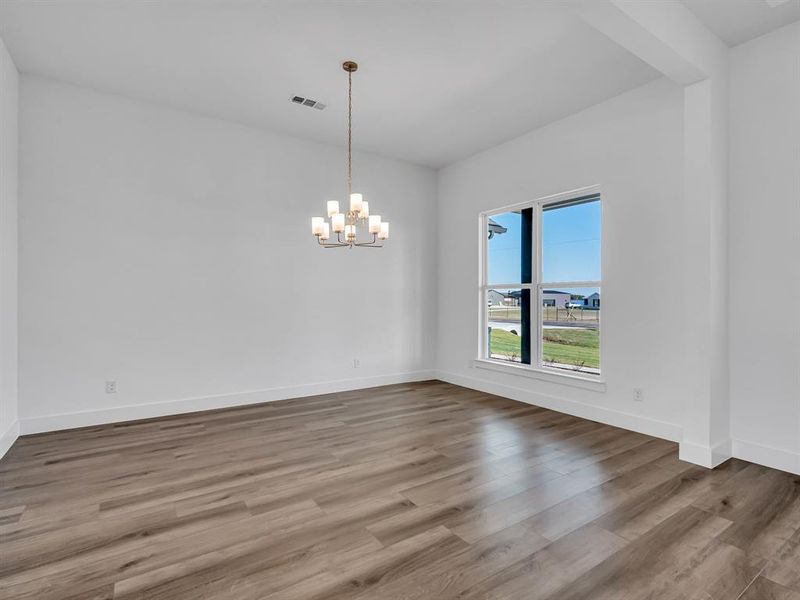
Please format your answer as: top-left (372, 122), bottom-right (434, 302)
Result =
top-left (487, 287), bottom-right (529, 363)
top-left (483, 192), bottom-right (601, 376)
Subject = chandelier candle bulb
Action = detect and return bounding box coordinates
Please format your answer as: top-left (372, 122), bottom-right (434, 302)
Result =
top-left (311, 217), bottom-right (325, 236)
top-left (345, 224), bottom-right (356, 240)
top-left (378, 222), bottom-right (389, 240)
top-left (360, 201), bottom-right (369, 219)
top-left (369, 215), bottom-right (382, 234)
top-left (332, 213), bottom-right (345, 233)
top-left (350, 193), bottom-right (363, 213)
top-left (327, 201), bottom-right (339, 217)
top-left (320, 222), bottom-right (330, 240)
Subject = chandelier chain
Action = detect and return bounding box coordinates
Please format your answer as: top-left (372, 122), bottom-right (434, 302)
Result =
top-left (347, 69), bottom-right (352, 197)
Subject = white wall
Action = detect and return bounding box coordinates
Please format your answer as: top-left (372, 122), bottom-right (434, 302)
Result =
top-left (436, 77), bottom-right (686, 441)
top-left (18, 75), bottom-right (437, 432)
top-left (728, 22), bottom-right (800, 475)
top-left (0, 36), bottom-right (19, 456)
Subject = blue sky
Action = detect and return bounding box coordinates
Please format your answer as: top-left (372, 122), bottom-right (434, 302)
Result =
top-left (488, 200), bottom-right (600, 296)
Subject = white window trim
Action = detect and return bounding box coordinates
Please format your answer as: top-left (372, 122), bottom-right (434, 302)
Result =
top-left (478, 184), bottom-right (604, 386)
top-left (472, 358), bottom-right (607, 391)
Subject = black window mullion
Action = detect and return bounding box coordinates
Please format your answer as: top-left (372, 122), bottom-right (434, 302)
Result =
top-left (520, 208), bottom-right (533, 364)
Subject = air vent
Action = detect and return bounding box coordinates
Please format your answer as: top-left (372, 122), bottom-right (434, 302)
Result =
top-left (290, 96), bottom-right (326, 110)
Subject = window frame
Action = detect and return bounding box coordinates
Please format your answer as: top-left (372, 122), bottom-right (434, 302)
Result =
top-left (478, 185), bottom-right (603, 385)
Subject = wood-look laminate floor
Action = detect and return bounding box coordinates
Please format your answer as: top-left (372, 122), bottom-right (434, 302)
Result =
top-left (1, 381), bottom-right (799, 600)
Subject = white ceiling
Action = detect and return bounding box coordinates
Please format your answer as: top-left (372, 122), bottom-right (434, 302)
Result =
top-left (0, 1), bottom-right (666, 167)
top-left (683, 0), bottom-right (800, 47)
top-left (0, 1), bottom-right (796, 168)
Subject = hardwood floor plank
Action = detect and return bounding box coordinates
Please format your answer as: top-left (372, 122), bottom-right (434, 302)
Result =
top-left (672, 540), bottom-right (765, 600)
top-left (262, 526), bottom-right (468, 600)
top-left (594, 460), bottom-right (745, 539)
top-left (763, 505), bottom-right (800, 593)
top-left (545, 506), bottom-right (733, 600)
top-left (346, 521), bottom-right (551, 600)
top-left (740, 577), bottom-right (800, 600)
top-left (691, 463), bottom-right (800, 561)
top-left (456, 524), bottom-right (629, 600)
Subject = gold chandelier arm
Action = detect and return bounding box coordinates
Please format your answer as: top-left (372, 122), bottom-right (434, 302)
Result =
top-left (316, 231), bottom-right (381, 248)
top-left (316, 235), bottom-right (348, 248)
top-left (354, 233), bottom-right (382, 247)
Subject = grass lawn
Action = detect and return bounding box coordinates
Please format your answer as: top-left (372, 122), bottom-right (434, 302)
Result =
top-left (543, 328), bottom-right (599, 369)
top-left (490, 328), bottom-right (522, 359)
top-left (490, 327), bottom-right (599, 369)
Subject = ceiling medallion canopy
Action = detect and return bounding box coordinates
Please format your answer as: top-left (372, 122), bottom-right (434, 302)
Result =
top-left (311, 60), bottom-right (389, 248)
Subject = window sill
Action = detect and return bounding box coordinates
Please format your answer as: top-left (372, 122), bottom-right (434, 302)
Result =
top-left (472, 358), bottom-right (607, 392)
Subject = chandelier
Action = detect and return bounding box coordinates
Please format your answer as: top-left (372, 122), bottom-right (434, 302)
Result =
top-left (311, 61), bottom-right (389, 248)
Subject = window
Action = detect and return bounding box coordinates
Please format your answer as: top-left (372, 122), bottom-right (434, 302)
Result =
top-left (481, 188), bottom-right (601, 378)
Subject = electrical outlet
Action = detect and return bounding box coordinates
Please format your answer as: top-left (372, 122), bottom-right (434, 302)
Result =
top-left (353, 358), bottom-right (360, 369)
top-left (633, 387), bottom-right (643, 402)
top-left (105, 381), bottom-right (117, 394)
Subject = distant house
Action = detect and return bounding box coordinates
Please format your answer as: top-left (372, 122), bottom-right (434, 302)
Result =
top-left (506, 290), bottom-right (523, 306)
top-left (541, 290), bottom-right (571, 307)
top-left (567, 292), bottom-right (601, 308)
top-left (488, 289), bottom-right (521, 307)
top-left (487, 289), bottom-right (506, 306)
top-left (493, 289), bottom-right (598, 308)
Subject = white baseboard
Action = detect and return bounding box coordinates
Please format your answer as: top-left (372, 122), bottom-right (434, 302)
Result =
top-left (435, 370), bottom-right (682, 443)
top-left (0, 420), bottom-right (20, 459)
top-left (20, 370), bottom-right (436, 435)
top-left (733, 438), bottom-right (800, 476)
top-left (678, 439), bottom-right (732, 469)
